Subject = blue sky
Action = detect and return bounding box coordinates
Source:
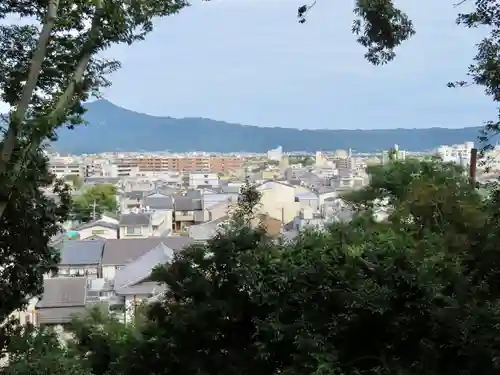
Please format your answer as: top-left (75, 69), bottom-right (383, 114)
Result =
top-left (1, 0), bottom-right (496, 129)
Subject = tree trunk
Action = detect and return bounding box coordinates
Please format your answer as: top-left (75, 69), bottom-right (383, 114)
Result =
top-left (0, 0), bottom-right (60, 174)
top-left (0, 1), bottom-right (103, 219)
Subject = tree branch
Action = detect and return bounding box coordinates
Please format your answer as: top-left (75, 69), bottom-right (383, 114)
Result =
top-left (0, 0), bottom-right (104, 219)
top-left (0, 0), bottom-right (60, 174)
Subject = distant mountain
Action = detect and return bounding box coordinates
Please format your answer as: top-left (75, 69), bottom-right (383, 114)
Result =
top-left (53, 100), bottom-right (482, 154)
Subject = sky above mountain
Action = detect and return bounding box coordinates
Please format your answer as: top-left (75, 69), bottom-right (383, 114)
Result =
top-left (0, 0), bottom-right (495, 130)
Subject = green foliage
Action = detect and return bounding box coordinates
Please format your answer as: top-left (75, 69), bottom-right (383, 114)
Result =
top-left (71, 183), bottom-right (118, 223)
top-left (5, 159), bottom-right (499, 375)
top-left (289, 156), bottom-right (314, 166)
top-left (2, 324), bottom-right (92, 375)
top-left (69, 307), bottom-right (143, 375)
top-left (0, 148), bottom-right (70, 327)
top-left (298, 0), bottom-right (415, 65)
top-left (107, 158), bottom-right (500, 375)
top-left (64, 174), bottom-right (84, 189)
top-left (232, 177), bottom-right (262, 225)
top-left (0, 0), bottom-right (189, 352)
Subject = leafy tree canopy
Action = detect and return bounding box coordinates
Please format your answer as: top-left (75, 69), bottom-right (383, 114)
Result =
top-left (0, 0), bottom-right (187, 349)
top-left (64, 174), bottom-right (84, 189)
top-left (0, 149), bottom-right (70, 333)
top-left (108, 158), bottom-right (500, 375)
top-left (72, 183), bottom-right (118, 223)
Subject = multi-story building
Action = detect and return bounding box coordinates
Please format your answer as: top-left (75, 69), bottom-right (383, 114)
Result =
top-left (436, 142), bottom-right (474, 166)
top-left (48, 156), bottom-right (85, 178)
top-left (115, 156), bottom-right (243, 174)
top-left (189, 172), bottom-right (219, 187)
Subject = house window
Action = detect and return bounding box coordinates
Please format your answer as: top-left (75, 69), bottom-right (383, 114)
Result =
top-left (204, 175), bottom-right (208, 178)
top-left (204, 180), bottom-right (209, 185)
top-left (92, 229), bottom-right (105, 235)
top-left (126, 227), bottom-right (141, 235)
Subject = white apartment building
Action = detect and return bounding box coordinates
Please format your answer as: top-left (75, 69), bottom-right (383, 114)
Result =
top-left (48, 156), bottom-right (85, 178)
top-left (436, 141), bottom-right (474, 166)
top-left (189, 172), bottom-right (219, 187)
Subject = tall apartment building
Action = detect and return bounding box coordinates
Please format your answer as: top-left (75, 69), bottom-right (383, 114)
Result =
top-left (116, 156), bottom-right (243, 174)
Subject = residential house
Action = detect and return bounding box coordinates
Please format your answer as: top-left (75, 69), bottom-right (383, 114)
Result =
top-left (119, 213), bottom-right (153, 238)
top-left (189, 212), bottom-right (281, 242)
top-left (189, 172), bottom-right (219, 188)
top-left (292, 207), bottom-right (327, 231)
top-left (143, 193), bottom-right (174, 234)
top-left (35, 277), bottom-right (89, 329)
top-left (85, 177), bottom-right (121, 186)
top-left (56, 240), bottom-right (104, 278)
top-left (123, 180), bottom-right (155, 193)
top-left (256, 214), bottom-right (282, 237)
top-left (112, 243), bottom-right (172, 323)
top-left (121, 191), bottom-right (145, 211)
top-left (100, 237), bottom-right (193, 281)
top-left (202, 187), bottom-right (239, 209)
top-left (173, 197), bottom-right (203, 233)
top-left (188, 215), bottom-right (229, 242)
top-left (295, 192), bottom-right (319, 211)
top-left (317, 187), bottom-right (337, 205)
top-left (256, 180), bottom-right (301, 225)
top-left (73, 220), bottom-right (119, 240)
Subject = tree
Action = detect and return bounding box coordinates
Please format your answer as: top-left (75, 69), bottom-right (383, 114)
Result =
top-left (72, 183), bottom-right (118, 223)
top-left (0, 0), bottom-right (189, 352)
top-left (112, 158), bottom-right (500, 375)
top-left (0, 1), bottom-right (189, 219)
top-left (1, 324), bottom-right (92, 375)
top-left (64, 174), bottom-right (83, 189)
top-left (0, 148), bottom-right (71, 331)
top-left (69, 306), bottom-right (145, 375)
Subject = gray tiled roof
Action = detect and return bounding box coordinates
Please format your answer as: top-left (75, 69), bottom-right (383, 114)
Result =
top-left (37, 277), bottom-right (87, 309)
top-left (37, 306), bottom-right (87, 325)
top-left (102, 238), bottom-right (165, 266)
top-left (75, 220), bottom-right (119, 231)
top-left (115, 281), bottom-right (166, 296)
top-left (59, 240), bottom-right (105, 265)
top-left (119, 213), bottom-right (151, 226)
top-left (123, 191), bottom-right (146, 200)
top-left (101, 237), bottom-right (193, 266)
top-left (86, 177), bottom-right (120, 185)
top-left (114, 244), bottom-right (173, 290)
top-left (220, 185), bottom-right (241, 194)
top-left (174, 197), bottom-right (202, 211)
top-left (161, 236), bottom-right (194, 251)
top-left (143, 196), bottom-right (174, 210)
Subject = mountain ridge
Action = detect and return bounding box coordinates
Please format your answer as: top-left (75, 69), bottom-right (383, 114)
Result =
top-left (52, 100), bottom-right (482, 154)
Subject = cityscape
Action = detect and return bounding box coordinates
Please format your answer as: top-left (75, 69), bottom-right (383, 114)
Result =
top-left (7, 139), bottom-right (493, 331)
top-left (1, 0), bottom-right (500, 373)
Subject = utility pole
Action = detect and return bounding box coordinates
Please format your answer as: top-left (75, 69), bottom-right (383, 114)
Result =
top-left (91, 199), bottom-right (97, 220)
